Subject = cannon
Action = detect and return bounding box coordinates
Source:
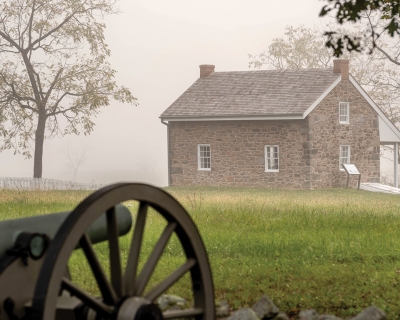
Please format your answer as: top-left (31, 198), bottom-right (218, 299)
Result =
top-left (0, 183), bottom-right (215, 320)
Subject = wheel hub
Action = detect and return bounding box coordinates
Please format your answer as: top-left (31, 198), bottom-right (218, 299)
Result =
top-left (117, 297), bottom-right (164, 320)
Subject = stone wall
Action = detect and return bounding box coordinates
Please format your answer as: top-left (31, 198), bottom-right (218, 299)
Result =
top-left (168, 80), bottom-right (381, 188)
top-left (169, 119), bottom-right (310, 188)
top-left (307, 79), bottom-right (380, 188)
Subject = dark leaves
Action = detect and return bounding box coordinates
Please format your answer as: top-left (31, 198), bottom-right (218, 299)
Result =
top-left (386, 18), bottom-right (400, 35)
top-left (324, 32), bottom-right (362, 57)
top-left (320, 0), bottom-right (400, 55)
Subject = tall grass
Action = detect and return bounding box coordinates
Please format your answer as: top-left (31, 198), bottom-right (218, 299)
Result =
top-left (168, 187), bottom-right (400, 319)
top-left (1, 187), bottom-right (400, 319)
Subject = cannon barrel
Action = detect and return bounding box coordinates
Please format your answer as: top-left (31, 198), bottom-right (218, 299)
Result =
top-left (0, 204), bottom-right (132, 259)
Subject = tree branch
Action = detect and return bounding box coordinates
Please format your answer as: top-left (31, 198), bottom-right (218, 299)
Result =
top-left (0, 72), bottom-right (36, 106)
top-left (29, 0), bottom-right (89, 50)
top-left (15, 100), bottom-right (37, 113)
top-left (43, 67), bottom-right (63, 105)
top-left (31, 73), bottom-right (44, 102)
top-left (0, 30), bottom-right (21, 51)
top-left (28, 0), bottom-right (36, 51)
top-left (375, 44), bottom-right (400, 66)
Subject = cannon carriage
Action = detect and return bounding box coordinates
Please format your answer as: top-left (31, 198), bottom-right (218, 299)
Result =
top-left (0, 183), bottom-right (215, 320)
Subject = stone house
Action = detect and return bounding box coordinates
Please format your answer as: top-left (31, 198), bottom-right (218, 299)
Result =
top-left (160, 60), bottom-right (400, 188)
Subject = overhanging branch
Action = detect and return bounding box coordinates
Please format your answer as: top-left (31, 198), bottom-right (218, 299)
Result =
top-left (375, 44), bottom-right (400, 66)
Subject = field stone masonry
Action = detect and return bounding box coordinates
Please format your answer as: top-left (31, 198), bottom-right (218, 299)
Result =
top-left (161, 60), bottom-right (386, 189)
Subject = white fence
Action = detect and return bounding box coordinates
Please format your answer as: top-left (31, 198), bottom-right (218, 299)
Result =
top-left (0, 177), bottom-right (105, 191)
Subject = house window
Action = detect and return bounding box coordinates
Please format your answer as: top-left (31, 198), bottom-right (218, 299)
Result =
top-left (339, 145), bottom-right (350, 170)
top-left (339, 102), bottom-right (349, 123)
top-left (198, 144), bottom-right (211, 170)
top-left (265, 145), bottom-right (279, 172)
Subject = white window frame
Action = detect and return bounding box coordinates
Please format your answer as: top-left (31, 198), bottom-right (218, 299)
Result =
top-left (265, 145), bottom-right (279, 172)
top-left (339, 145), bottom-right (350, 170)
top-left (339, 102), bottom-right (350, 124)
top-left (197, 144), bottom-right (211, 171)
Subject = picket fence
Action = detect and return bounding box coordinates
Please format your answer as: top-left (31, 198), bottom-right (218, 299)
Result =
top-left (0, 177), bottom-right (104, 191)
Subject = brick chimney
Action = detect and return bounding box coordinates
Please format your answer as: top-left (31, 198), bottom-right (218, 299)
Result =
top-left (200, 64), bottom-right (215, 78)
top-left (333, 59), bottom-right (349, 80)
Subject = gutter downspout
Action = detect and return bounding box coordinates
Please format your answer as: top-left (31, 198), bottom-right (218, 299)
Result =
top-left (161, 119), bottom-right (170, 186)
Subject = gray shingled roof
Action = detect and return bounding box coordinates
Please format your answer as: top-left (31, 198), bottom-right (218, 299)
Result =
top-left (160, 68), bottom-right (340, 118)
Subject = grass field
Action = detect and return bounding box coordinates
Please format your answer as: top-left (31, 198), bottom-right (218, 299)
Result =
top-left (1, 187), bottom-right (400, 319)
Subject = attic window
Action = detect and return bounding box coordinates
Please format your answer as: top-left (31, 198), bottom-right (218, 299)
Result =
top-left (265, 145), bottom-right (279, 172)
top-left (198, 144), bottom-right (211, 171)
top-left (339, 102), bottom-right (349, 123)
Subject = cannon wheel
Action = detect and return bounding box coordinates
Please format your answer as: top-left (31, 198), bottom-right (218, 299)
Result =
top-left (31, 183), bottom-right (215, 320)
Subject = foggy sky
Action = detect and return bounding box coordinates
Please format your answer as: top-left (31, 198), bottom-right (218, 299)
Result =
top-left (0, 1), bottom-right (372, 187)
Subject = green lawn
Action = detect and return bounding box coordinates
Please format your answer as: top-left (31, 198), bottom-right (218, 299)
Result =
top-left (1, 187), bottom-right (400, 319)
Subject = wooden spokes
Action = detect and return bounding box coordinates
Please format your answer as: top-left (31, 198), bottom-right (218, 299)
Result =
top-left (32, 183), bottom-right (215, 320)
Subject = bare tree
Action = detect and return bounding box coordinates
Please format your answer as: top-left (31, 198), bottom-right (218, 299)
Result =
top-left (249, 24), bottom-right (400, 169)
top-left (249, 24), bottom-right (400, 130)
top-left (0, 0), bottom-right (137, 178)
top-left (61, 138), bottom-right (90, 182)
top-left (249, 25), bottom-right (333, 70)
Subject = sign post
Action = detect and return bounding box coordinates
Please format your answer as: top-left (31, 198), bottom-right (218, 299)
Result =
top-left (341, 163), bottom-right (361, 189)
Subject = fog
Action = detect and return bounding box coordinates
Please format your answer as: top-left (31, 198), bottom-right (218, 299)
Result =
top-left (0, 1), bottom-right (352, 187)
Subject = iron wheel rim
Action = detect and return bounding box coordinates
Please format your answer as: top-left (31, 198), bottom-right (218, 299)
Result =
top-left (31, 183), bottom-right (215, 320)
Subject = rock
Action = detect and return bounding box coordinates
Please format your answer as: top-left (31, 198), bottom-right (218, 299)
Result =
top-left (350, 306), bottom-right (386, 320)
top-left (252, 295), bottom-right (279, 319)
top-left (273, 312), bottom-right (290, 320)
top-left (227, 307), bottom-right (260, 320)
top-left (299, 309), bottom-right (319, 320)
top-left (155, 294), bottom-right (187, 312)
top-left (319, 315), bottom-right (343, 320)
top-left (216, 300), bottom-right (230, 317)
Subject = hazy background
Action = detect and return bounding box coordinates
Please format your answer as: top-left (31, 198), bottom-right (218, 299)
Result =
top-left (0, 0), bottom-right (393, 187)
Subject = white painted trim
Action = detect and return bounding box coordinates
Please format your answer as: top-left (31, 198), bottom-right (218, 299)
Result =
top-left (349, 75), bottom-right (400, 141)
top-left (339, 102), bottom-right (350, 124)
top-left (265, 145), bottom-right (279, 172)
top-left (197, 144), bottom-right (211, 170)
top-left (339, 145), bottom-right (351, 170)
top-left (303, 76), bottom-right (342, 118)
top-left (161, 115), bottom-right (303, 122)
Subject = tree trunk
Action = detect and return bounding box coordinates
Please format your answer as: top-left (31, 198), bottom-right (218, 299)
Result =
top-left (33, 114), bottom-right (46, 178)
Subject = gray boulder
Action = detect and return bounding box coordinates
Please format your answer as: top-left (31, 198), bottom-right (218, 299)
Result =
top-left (350, 306), bottom-right (386, 320)
top-left (319, 315), bottom-right (343, 320)
top-left (227, 308), bottom-right (260, 320)
top-left (273, 312), bottom-right (290, 320)
top-left (299, 309), bottom-right (319, 320)
top-left (216, 300), bottom-right (230, 317)
top-left (252, 295), bottom-right (279, 319)
top-left (155, 294), bottom-right (187, 311)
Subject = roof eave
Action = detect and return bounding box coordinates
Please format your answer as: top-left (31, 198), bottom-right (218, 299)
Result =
top-left (159, 114), bottom-right (304, 121)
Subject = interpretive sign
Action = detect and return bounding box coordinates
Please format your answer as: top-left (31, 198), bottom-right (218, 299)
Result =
top-left (342, 163), bottom-right (360, 175)
top-left (341, 163), bottom-right (361, 189)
